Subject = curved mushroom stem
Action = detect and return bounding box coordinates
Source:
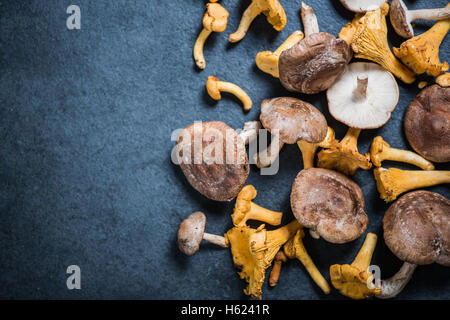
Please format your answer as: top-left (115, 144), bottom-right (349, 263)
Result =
top-left (229, 1), bottom-right (262, 43)
top-left (193, 28), bottom-right (213, 69)
top-left (216, 81), bottom-right (253, 111)
top-left (254, 137), bottom-right (285, 168)
top-left (239, 121), bottom-right (261, 145)
top-left (269, 250), bottom-right (288, 287)
top-left (342, 127), bottom-right (361, 151)
top-left (203, 232), bottom-right (228, 248)
top-left (355, 75), bottom-right (368, 99)
top-left (297, 126), bottom-right (336, 169)
top-left (301, 2), bottom-right (319, 37)
top-left (351, 233), bottom-right (377, 271)
top-left (377, 262), bottom-right (417, 299)
top-left (275, 31), bottom-right (305, 55)
top-left (408, 7), bottom-right (450, 22)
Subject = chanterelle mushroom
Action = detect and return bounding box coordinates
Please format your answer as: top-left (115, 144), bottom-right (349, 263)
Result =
top-left (404, 85), bottom-right (450, 163)
top-left (380, 191), bottom-right (450, 298)
top-left (374, 167), bottom-right (450, 202)
top-left (225, 221), bottom-right (301, 299)
top-left (229, 0), bottom-right (287, 43)
top-left (231, 185), bottom-right (283, 227)
top-left (339, 3), bottom-right (416, 84)
top-left (317, 128), bottom-right (372, 176)
top-left (291, 168), bottom-right (369, 244)
top-left (193, 3), bottom-right (229, 69)
top-left (390, 0), bottom-right (450, 39)
top-left (393, 7), bottom-right (450, 77)
top-left (255, 31), bottom-right (304, 78)
top-left (297, 126), bottom-right (337, 169)
top-left (278, 2), bottom-right (352, 94)
top-left (339, 0), bottom-right (387, 13)
top-left (175, 121), bottom-right (249, 201)
top-left (206, 76), bottom-right (253, 111)
top-left (436, 73), bottom-right (450, 87)
top-left (177, 211), bottom-right (227, 256)
top-left (370, 136), bottom-right (435, 170)
top-left (327, 62), bottom-right (399, 129)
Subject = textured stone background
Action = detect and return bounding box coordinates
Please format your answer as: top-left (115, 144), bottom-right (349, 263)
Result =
top-left (0, 0), bottom-right (448, 299)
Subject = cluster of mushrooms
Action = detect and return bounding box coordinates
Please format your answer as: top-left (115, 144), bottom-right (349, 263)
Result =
top-left (176, 0), bottom-right (450, 300)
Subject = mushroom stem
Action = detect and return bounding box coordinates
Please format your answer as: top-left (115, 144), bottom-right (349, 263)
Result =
top-left (309, 230), bottom-right (321, 239)
top-left (351, 233), bottom-right (377, 271)
top-left (203, 232), bottom-right (228, 248)
top-left (254, 137), bottom-right (285, 168)
top-left (374, 168), bottom-right (450, 202)
top-left (193, 28), bottom-right (212, 69)
top-left (355, 75), bottom-right (368, 99)
top-left (229, 1), bottom-right (261, 43)
top-left (342, 127), bottom-right (361, 151)
top-left (239, 121), bottom-right (261, 145)
top-left (274, 31), bottom-right (305, 55)
top-left (408, 7), bottom-right (450, 22)
top-left (297, 126), bottom-right (336, 169)
top-left (378, 262), bottom-right (417, 299)
top-left (269, 250), bottom-right (287, 286)
top-left (216, 81), bottom-right (253, 111)
top-left (301, 2), bottom-right (319, 37)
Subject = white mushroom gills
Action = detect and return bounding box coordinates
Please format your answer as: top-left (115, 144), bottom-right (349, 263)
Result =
top-left (378, 262), bottom-right (417, 299)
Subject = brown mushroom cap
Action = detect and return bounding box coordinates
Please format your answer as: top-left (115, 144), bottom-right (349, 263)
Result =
top-left (176, 121), bottom-right (249, 201)
top-left (404, 85), bottom-right (450, 163)
top-left (260, 97), bottom-right (327, 144)
top-left (278, 32), bottom-right (352, 94)
top-left (389, 0), bottom-right (414, 38)
top-left (177, 211), bottom-right (207, 256)
top-left (383, 191), bottom-right (450, 266)
top-left (290, 168), bottom-right (369, 243)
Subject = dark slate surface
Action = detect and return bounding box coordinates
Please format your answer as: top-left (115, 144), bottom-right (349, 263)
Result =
top-left (0, 0), bottom-right (449, 300)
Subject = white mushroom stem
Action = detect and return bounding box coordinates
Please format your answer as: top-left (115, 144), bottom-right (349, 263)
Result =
top-left (309, 230), bottom-right (320, 239)
top-left (356, 75), bottom-right (368, 99)
top-left (407, 7), bottom-right (450, 22)
top-left (239, 121), bottom-right (261, 145)
top-left (378, 262), bottom-right (417, 299)
top-left (203, 232), bottom-right (228, 248)
top-left (254, 137), bottom-right (284, 168)
top-left (193, 29), bottom-right (212, 69)
top-left (301, 2), bottom-right (319, 37)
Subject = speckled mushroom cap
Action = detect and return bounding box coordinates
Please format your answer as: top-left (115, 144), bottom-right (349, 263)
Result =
top-left (404, 85), bottom-right (450, 163)
top-left (177, 211), bottom-right (206, 256)
top-left (383, 191), bottom-right (450, 266)
top-left (260, 97), bottom-right (327, 144)
top-left (278, 33), bottom-right (352, 94)
top-left (176, 121), bottom-right (249, 201)
top-left (290, 168), bottom-right (368, 243)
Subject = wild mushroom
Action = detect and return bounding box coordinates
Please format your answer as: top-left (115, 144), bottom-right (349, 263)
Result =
top-left (268, 250), bottom-right (287, 287)
top-left (231, 185), bottom-right (283, 227)
top-left (255, 31), bottom-right (304, 78)
top-left (175, 121), bottom-right (249, 201)
top-left (278, 2), bottom-right (352, 94)
top-left (436, 72), bottom-right (450, 87)
top-left (373, 167), bottom-right (450, 202)
top-left (283, 229), bottom-right (331, 294)
top-left (177, 211), bottom-right (227, 256)
top-left (291, 168), bottom-right (369, 244)
top-left (193, 3), bottom-right (229, 69)
top-left (404, 85), bottom-right (450, 163)
top-left (238, 121), bottom-right (261, 146)
top-left (228, 0), bottom-right (287, 43)
top-left (338, 3), bottom-right (416, 84)
top-left (206, 76), bottom-right (253, 111)
top-left (254, 97), bottom-right (328, 168)
top-left (370, 136), bottom-right (435, 170)
top-left (330, 233), bottom-right (382, 299)
top-left (317, 128), bottom-right (372, 176)
top-left (225, 221), bottom-right (302, 299)
top-left (379, 190), bottom-right (449, 298)
top-left (393, 9), bottom-right (450, 76)
top-left (390, 0), bottom-right (450, 38)
top-left (339, 0), bottom-right (386, 13)
top-left (297, 126), bottom-right (337, 169)
top-left (327, 62), bottom-right (399, 129)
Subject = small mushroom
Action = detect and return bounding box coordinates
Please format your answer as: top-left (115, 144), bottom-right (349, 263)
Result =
top-left (380, 191), bottom-right (450, 298)
top-left (268, 250), bottom-right (288, 287)
top-left (297, 126), bottom-right (338, 169)
top-left (177, 211), bottom-right (228, 256)
top-left (193, 3), bottom-right (229, 69)
top-left (255, 31), bottom-right (304, 78)
top-left (436, 73), bottom-right (450, 87)
top-left (390, 0), bottom-right (450, 38)
top-left (404, 85), bottom-right (450, 163)
top-left (291, 168), bottom-right (369, 244)
top-left (373, 167), bottom-right (450, 202)
top-left (254, 97), bottom-right (328, 168)
top-left (278, 2), bottom-right (352, 94)
top-left (370, 136), bottom-right (435, 170)
top-left (327, 62), bottom-right (399, 129)
top-left (229, 0), bottom-right (287, 43)
top-left (206, 76), bottom-right (253, 111)
top-left (393, 9), bottom-right (450, 77)
top-left (175, 121), bottom-right (249, 201)
top-left (339, 0), bottom-right (387, 13)
top-left (231, 185), bottom-right (283, 227)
